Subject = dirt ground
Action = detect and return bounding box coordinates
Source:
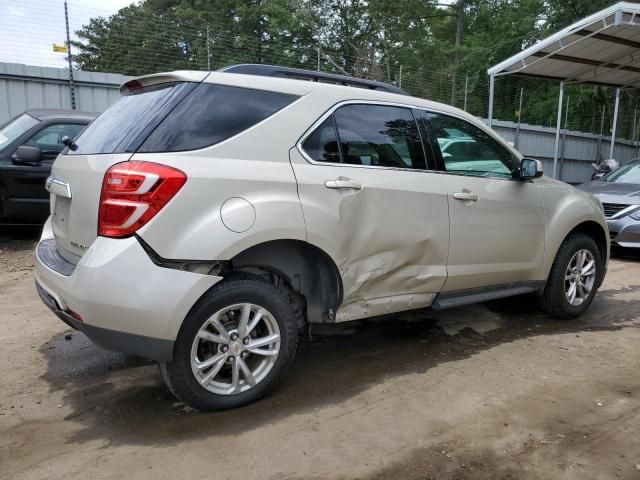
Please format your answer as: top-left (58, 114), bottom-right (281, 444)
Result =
top-left (1, 229), bottom-right (640, 480)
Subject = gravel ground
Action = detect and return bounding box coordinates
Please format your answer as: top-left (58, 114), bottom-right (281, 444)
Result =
top-left (1, 229), bottom-right (639, 480)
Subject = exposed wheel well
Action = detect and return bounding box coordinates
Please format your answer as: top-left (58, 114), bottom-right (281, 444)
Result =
top-left (222, 240), bottom-right (343, 324)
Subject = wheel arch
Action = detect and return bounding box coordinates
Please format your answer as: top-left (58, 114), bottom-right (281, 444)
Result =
top-left (222, 239), bottom-right (343, 324)
top-left (566, 221), bottom-right (608, 264)
top-left (543, 219), bottom-right (609, 286)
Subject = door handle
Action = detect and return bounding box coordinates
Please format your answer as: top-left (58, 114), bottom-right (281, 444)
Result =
top-left (324, 178), bottom-right (362, 191)
top-left (453, 191), bottom-right (478, 202)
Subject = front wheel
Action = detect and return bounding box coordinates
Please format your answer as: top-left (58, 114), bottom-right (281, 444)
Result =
top-left (161, 278), bottom-right (299, 411)
top-left (537, 233), bottom-right (604, 318)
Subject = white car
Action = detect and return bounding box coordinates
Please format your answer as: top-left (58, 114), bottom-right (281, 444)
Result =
top-left (35, 65), bottom-right (609, 410)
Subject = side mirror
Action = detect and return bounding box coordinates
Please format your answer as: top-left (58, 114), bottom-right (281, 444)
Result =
top-left (11, 145), bottom-right (43, 166)
top-left (518, 158), bottom-right (543, 180)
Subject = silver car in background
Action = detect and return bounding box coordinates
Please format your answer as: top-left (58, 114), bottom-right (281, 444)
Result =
top-left (579, 160), bottom-right (640, 249)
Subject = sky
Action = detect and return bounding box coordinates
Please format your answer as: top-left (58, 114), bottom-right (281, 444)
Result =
top-left (0, 0), bottom-right (459, 70)
top-left (0, 0), bottom-right (135, 68)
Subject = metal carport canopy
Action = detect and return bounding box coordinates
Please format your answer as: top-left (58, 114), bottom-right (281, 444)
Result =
top-left (487, 2), bottom-right (640, 179)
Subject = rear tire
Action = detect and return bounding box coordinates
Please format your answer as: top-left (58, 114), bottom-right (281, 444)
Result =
top-left (537, 233), bottom-right (603, 319)
top-left (161, 278), bottom-right (298, 411)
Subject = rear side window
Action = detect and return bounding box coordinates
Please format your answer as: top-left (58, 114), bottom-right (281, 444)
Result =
top-left (70, 82), bottom-right (193, 155)
top-left (301, 117), bottom-right (341, 163)
top-left (139, 84), bottom-right (298, 152)
top-left (302, 104), bottom-right (427, 170)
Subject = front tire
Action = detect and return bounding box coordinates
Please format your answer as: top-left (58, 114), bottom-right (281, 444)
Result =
top-left (161, 278), bottom-right (298, 411)
top-left (537, 233), bottom-right (603, 318)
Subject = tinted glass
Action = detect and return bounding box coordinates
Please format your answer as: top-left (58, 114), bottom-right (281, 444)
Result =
top-left (25, 123), bottom-right (85, 155)
top-left (301, 117), bottom-right (341, 163)
top-left (70, 82), bottom-right (190, 155)
top-left (331, 105), bottom-right (426, 170)
top-left (603, 162), bottom-right (640, 184)
top-left (0, 114), bottom-right (40, 152)
top-left (427, 113), bottom-right (515, 177)
top-left (140, 84), bottom-right (298, 152)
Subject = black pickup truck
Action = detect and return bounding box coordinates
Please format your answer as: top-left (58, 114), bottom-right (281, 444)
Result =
top-left (0, 109), bottom-right (97, 225)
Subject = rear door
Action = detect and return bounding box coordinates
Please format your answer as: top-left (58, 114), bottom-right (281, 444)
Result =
top-left (290, 102), bottom-right (450, 320)
top-left (421, 110), bottom-right (545, 292)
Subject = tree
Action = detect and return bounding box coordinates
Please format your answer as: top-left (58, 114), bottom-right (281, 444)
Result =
top-left (70, 0), bottom-right (640, 137)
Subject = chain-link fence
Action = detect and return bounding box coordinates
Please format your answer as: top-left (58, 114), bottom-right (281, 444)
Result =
top-left (3, 0), bottom-right (640, 148)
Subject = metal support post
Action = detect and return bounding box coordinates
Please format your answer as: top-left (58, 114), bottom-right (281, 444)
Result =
top-left (552, 81), bottom-right (564, 180)
top-left (609, 88), bottom-right (620, 160)
top-left (514, 87), bottom-right (524, 149)
top-left (463, 75), bottom-right (469, 112)
top-left (488, 74), bottom-right (495, 128)
top-left (206, 25), bottom-right (211, 71)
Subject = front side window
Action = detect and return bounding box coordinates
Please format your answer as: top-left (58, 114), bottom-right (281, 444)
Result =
top-left (0, 114), bottom-right (40, 152)
top-left (302, 104), bottom-right (427, 170)
top-left (25, 123), bottom-right (85, 158)
top-left (426, 113), bottom-right (515, 178)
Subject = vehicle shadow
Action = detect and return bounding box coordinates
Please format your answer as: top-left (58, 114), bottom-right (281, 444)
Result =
top-left (611, 246), bottom-right (640, 262)
top-left (0, 225), bottom-right (42, 250)
top-left (38, 283), bottom-right (640, 448)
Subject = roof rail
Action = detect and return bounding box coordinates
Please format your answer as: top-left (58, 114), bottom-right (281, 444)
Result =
top-left (219, 64), bottom-right (408, 96)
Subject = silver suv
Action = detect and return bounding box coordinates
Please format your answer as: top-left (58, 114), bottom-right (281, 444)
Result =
top-left (35, 65), bottom-right (609, 410)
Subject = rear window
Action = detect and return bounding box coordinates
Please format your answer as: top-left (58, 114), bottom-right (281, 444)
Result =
top-left (138, 84), bottom-right (298, 152)
top-left (70, 82), bottom-right (194, 155)
top-left (70, 82), bottom-right (297, 155)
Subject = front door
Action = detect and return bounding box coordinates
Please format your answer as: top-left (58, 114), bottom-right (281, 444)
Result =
top-left (290, 103), bottom-right (451, 321)
top-left (423, 111), bottom-right (545, 292)
top-left (1, 122), bottom-right (86, 223)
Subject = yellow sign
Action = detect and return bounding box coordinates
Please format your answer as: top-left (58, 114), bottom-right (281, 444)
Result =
top-left (52, 43), bottom-right (68, 53)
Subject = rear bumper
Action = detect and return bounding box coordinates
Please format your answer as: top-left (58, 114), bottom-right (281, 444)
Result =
top-left (36, 281), bottom-right (174, 361)
top-left (607, 216), bottom-right (640, 248)
top-left (34, 218), bottom-right (222, 361)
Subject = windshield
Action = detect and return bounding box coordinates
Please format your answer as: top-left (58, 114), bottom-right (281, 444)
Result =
top-left (603, 162), bottom-right (640, 184)
top-left (0, 114), bottom-right (40, 152)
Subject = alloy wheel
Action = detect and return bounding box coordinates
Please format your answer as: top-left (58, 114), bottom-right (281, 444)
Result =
top-left (564, 249), bottom-right (596, 306)
top-left (190, 303), bottom-right (281, 395)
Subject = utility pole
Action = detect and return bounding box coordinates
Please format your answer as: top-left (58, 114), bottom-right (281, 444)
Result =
top-left (64, 0), bottom-right (76, 110)
top-left (451, 0), bottom-right (464, 106)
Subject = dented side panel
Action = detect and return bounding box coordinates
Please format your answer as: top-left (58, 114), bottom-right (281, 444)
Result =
top-left (289, 148), bottom-right (450, 321)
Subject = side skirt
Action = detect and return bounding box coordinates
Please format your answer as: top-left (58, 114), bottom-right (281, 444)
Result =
top-left (431, 281), bottom-right (544, 310)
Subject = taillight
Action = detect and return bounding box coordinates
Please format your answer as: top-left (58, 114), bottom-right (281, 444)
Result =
top-left (98, 161), bottom-right (186, 238)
